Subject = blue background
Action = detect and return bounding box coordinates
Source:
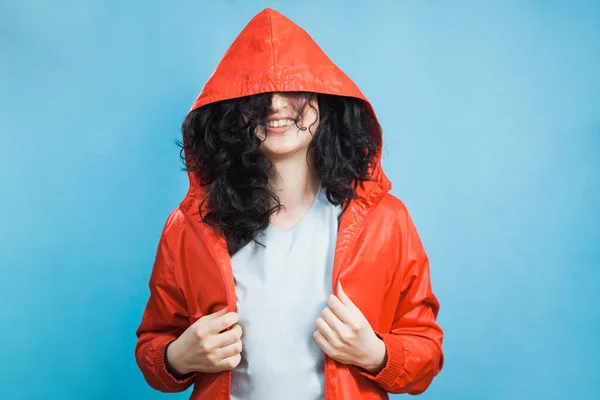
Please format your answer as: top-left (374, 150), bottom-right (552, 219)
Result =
top-left (1, 1), bottom-right (599, 399)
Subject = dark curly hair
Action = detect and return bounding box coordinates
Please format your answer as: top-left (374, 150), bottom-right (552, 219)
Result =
top-left (178, 92), bottom-right (380, 255)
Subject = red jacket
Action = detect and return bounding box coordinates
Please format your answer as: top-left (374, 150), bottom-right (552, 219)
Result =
top-left (135, 8), bottom-right (443, 400)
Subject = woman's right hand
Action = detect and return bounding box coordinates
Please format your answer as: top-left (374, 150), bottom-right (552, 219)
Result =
top-left (166, 307), bottom-right (243, 374)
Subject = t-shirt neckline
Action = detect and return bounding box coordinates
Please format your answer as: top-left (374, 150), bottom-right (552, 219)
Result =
top-left (266, 183), bottom-right (325, 236)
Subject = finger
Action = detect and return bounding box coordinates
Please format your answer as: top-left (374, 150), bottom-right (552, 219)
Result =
top-left (327, 295), bottom-right (361, 329)
top-left (210, 306), bottom-right (230, 318)
top-left (315, 316), bottom-right (339, 345)
top-left (217, 353), bottom-right (241, 370)
top-left (208, 311), bottom-right (239, 334)
top-left (216, 339), bottom-right (243, 361)
top-left (313, 330), bottom-right (335, 357)
top-left (213, 324), bottom-right (243, 348)
top-left (321, 307), bottom-right (351, 339)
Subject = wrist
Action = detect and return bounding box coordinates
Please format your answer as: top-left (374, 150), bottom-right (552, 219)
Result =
top-left (359, 336), bottom-right (387, 375)
top-left (165, 339), bottom-right (192, 376)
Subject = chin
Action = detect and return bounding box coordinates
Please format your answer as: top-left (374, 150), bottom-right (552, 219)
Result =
top-left (261, 138), bottom-right (308, 156)
top-left (262, 147), bottom-right (298, 158)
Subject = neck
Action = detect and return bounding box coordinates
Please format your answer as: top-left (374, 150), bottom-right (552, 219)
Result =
top-left (268, 152), bottom-right (321, 212)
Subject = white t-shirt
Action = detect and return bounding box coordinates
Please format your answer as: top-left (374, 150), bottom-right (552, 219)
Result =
top-left (230, 184), bottom-right (343, 400)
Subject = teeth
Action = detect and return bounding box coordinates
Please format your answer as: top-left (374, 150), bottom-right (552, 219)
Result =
top-left (266, 119), bottom-right (295, 128)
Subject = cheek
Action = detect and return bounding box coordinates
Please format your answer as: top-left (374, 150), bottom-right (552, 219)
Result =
top-left (298, 108), bottom-right (319, 139)
top-left (302, 105), bottom-right (320, 132)
top-left (302, 127), bottom-right (316, 145)
top-left (300, 121), bottom-right (318, 146)
top-left (255, 125), bottom-right (266, 141)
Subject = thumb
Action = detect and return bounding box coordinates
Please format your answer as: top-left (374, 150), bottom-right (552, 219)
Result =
top-left (210, 306), bottom-right (230, 318)
top-left (337, 281), bottom-right (349, 304)
top-left (337, 282), bottom-right (362, 317)
top-left (197, 306), bottom-right (229, 323)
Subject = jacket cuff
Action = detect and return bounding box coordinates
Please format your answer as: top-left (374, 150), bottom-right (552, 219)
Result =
top-left (152, 336), bottom-right (197, 389)
top-left (357, 331), bottom-right (406, 388)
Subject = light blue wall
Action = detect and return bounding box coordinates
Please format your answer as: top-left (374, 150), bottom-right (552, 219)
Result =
top-left (1, 1), bottom-right (598, 399)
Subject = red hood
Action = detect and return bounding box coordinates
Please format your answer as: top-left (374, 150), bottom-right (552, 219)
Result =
top-left (186, 8), bottom-right (390, 202)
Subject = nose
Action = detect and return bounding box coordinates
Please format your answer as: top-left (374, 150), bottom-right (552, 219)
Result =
top-left (270, 92), bottom-right (290, 112)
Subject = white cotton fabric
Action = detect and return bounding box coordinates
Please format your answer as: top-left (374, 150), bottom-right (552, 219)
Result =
top-left (230, 184), bottom-right (342, 400)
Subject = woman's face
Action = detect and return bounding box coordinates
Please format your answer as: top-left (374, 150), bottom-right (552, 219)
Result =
top-left (255, 92), bottom-right (319, 160)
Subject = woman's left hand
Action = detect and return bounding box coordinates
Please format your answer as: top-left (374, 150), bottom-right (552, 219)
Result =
top-left (313, 282), bottom-right (387, 375)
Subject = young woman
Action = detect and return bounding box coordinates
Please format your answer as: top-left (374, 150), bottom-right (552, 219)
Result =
top-left (135, 8), bottom-right (444, 400)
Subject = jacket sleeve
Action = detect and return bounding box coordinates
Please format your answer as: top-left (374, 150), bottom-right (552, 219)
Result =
top-left (359, 208), bottom-right (444, 394)
top-left (134, 218), bottom-right (198, 393)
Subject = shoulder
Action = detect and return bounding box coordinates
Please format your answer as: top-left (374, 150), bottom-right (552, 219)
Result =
top-left (150, 206), bottom-right (202, 279)
top-left (162, 207), bottom-right (190, 234)
top-left (373, 192), bottom-right (425, 245)
top-left (156, 207), bottom-right (194, 254)
top-left (376, 192), bottom-right (412, 225)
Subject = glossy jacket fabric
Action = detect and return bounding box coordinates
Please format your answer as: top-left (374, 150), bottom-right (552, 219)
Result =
top-left (135, 8), bottom-right (444, 400)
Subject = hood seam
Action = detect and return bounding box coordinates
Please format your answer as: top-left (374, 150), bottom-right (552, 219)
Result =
top-left (267, 9), bottom-right (277, 83)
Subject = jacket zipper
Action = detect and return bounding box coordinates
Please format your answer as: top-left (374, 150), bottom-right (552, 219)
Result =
top-left (179, 206), bottom-right (233, 399)
top-left (323, 182), bottom-right (391, 400)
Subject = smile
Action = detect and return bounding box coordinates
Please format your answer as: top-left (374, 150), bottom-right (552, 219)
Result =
top-left (266, 119), bottom-right (295, 128)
